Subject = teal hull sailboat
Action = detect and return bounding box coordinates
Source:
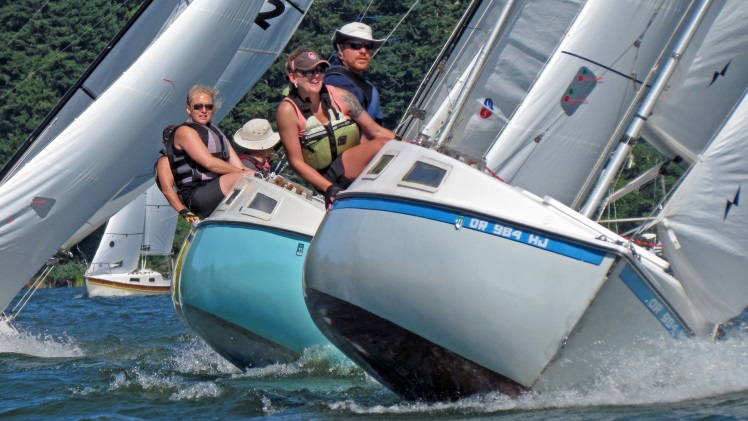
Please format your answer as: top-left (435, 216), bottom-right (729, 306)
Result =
top-left (172, 175), bottom-right (330, 369)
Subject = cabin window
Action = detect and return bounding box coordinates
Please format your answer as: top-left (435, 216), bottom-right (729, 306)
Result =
top-left (129, 278), bottom-right (140, 283)
top-left (402, 161), bottom-right (447, 188)
top-left (224, 188), bottom-right (242, 206)
top-left (368, 154), bottom-right (395, 175)
top-left (248, 193), bottom-right (277, 215)
top-left (149, 278), bottom-right (156, 283)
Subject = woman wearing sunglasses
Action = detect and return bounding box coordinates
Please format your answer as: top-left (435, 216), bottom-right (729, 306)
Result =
top-left (167, 84), bottom-right (256, 219)
top-left (277, 48), bottom-right (398, 208)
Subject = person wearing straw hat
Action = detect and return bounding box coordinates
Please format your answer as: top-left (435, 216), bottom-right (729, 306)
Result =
top-left (233, 119), bottom-right (281, 177)
top-left (325, 22), bottom-right (385, 125)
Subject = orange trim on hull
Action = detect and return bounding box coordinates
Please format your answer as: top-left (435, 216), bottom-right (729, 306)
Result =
top-left (85, 277), bottom-right (170, 294)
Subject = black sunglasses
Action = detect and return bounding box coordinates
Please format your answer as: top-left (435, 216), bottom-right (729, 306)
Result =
top-left (192, 103), bottom-right (214, 111)
top-left (345, 41), bottom-right (374, 51)
top-left (297, 66), bottom-right (327, 77)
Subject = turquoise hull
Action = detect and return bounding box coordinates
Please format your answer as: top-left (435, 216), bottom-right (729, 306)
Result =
top-left (174, 221), bottom-right (330, 369)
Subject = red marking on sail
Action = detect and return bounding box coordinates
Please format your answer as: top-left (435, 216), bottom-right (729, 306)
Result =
top-left (578, 76), bottom-right (603, 81)
top-left (32, 199), bottom-right (46, 205)
top-left (163, 78), bottom-right (176, 83)
top-left (564, 96), bottom-right (588, 103)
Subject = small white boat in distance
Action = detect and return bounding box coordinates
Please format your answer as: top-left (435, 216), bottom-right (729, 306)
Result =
top-left (86, 185), bottom-right (177, 297)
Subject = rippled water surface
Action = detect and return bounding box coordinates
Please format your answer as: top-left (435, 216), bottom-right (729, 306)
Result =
top-left (2, 287), bottom-right (748, 420)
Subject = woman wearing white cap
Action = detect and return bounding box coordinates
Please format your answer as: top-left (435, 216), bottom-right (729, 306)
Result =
top-left (277, 47), bottom-right (399, 209)
top-left (233, 119), bottom-right (281, 177)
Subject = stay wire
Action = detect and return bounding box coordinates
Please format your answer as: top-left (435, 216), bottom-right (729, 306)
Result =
top-left (0, 1), bottom-right (128, 103)
top-left (372, 1), bottom-right (420, 59)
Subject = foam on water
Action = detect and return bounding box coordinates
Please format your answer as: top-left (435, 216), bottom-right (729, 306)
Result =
top-left (325, 331), bottom-right (748, 415)
top-left (0, 330), bottom-right (84, 358)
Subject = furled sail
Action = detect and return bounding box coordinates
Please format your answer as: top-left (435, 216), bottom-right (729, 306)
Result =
top-left (0, 0), bottom-right (311, 315)
top-left (143, 184), bottom-right (177, 257)
top-left (657, 88), bottom-right (748, 325)
top-left (399, 0), bottom-right (583, 158)
top-left (87, 191), bottom-right (147, 276)
top-left (640, 1), bottom-right (748, 165)
top-left (484, 0), bottom-right (691, 207)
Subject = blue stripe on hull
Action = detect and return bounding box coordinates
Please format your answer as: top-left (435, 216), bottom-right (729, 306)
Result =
top-left (179, 223), bottom-right (329, 354)
top-left (334, 197), bottom-right (606, 265)
top-left (619, 265), bottom-right (691, 338)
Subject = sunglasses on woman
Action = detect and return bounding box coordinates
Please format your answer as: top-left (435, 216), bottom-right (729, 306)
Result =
top-left (297, 66), bottom-right (327, 78)
top-left (192, 103), bottom-right (214, 111)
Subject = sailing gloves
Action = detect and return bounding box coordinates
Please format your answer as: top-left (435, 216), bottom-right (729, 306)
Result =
top-left (324, 184), bottom-right (341, 209)
top-left (179, 209), bottom-right (200, 223)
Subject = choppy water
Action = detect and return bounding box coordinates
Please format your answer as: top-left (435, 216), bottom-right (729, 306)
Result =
top-left (2, 287), bottom-right (748, 420)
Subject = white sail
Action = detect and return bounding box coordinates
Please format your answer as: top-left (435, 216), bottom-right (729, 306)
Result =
top-left (657, 88), bottom-right (748, 325)
top-left (143, 183), bottom-right (177, 257)
top-left (60, 0), bottom-right (313, 249)
top-left (640, 1), bottom-right (748, 164)
top-left (0, 0), bottom-right (311, 315)
top-left (400, 0), bottom-right (583, 158)
top-left (484, 0), bottom-right (690, 207)
top-left (88, 191), bottom-right (147, 276)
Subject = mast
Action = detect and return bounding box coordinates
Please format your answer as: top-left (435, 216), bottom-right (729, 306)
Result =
top-left (434, 0), bottom-right (518, 147)
top-left (580, 0), bottom-right (713, 218)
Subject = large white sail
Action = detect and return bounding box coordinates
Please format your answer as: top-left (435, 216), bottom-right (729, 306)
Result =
top-left (640, 1), bottom-right (748, 164)
top-left (400, 0), bottom-right (583, 158)
top-left (88, 192), bottom-right (147, 276)
top-left (657, 88), bottom-right (748, 325)
top-left (484, 0), bottom-right (691, 207)
top-left (60, 0), bottom-right (313, 249)
top-left (0, 0), bottom-right (311, 315)
top-left (143, 184), bottom-right (177, 257)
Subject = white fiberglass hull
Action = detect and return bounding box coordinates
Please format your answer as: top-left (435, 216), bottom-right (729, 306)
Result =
top-left (172, 175), bottom-right (329, 370)
top-left (303, 142), bottom-right (712, 401)
top-left (85, 269), bottom-right (170, 297)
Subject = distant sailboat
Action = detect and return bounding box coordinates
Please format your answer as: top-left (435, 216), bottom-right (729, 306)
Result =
top-left (0, 1), bottom-right (301, 331)
top-left (86, 184), bottom-right (177, 297)
top-left (303, 0), bottom-right (748, 402)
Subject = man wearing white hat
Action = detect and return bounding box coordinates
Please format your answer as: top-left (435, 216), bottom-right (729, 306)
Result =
top-left (325, 22), bottom-right (385, 125)
top-left (233, 119), bottom-right (281, 177)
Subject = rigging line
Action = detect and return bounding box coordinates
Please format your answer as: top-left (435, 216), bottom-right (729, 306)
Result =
top-left (0, 1), bottom-right (129, 103)
top-left (560, 51), bottom-right (648, 86)
top-left (357, 0), bottom-right (375, 22)
top-left (0, 0), bottom-right (52, 57)
top-left (372, 1), bottom-right (420, 59)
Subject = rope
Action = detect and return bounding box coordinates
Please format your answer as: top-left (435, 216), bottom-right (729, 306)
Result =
top-left (0, 0), bottom-right (52, 57)
top-left (372, 1), bottom-right (420, 59)
top-left (9, 264), bottom-right (53, 319)
top-left (0, 2), bottom-right (129, 103)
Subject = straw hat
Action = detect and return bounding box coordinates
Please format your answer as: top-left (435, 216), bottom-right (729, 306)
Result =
top-left (233, 119), bottom-right (280, 150)
top-left (332, 22), bottom-right (385, 50)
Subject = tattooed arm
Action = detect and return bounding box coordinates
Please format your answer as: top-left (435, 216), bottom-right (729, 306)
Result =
top-left (337, 88), bottom-right (396, 141)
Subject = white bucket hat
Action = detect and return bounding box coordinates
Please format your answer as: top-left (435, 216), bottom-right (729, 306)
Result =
top-left (233, 119), bottom-right (280, 151)
top-left (332, 22), bottom-right (385, 50)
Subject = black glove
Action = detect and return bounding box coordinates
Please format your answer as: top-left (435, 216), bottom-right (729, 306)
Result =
top-left (179, 209), bottom-right (199, 222)
top-left (324, 184), bottom-right (341, 209)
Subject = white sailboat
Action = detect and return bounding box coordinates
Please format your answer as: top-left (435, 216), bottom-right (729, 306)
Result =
top-left (0, 1), bottom-right (305, 331)
top-left (85, 184), bottom-right (177, 297)
top-left (303, 0), bottom-right (748, 401)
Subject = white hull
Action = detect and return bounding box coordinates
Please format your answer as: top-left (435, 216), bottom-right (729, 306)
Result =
top-left (85, 269), bottom-right (170, 297)
top-left (303, 142), bottom-right (713, 400)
